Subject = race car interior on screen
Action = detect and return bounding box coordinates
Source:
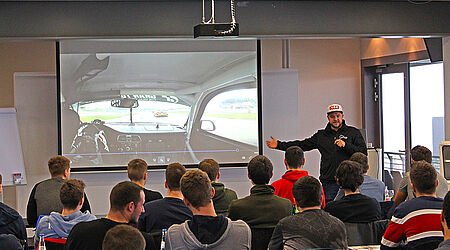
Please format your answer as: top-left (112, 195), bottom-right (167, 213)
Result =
top-left (59, 40), bottom-right (259, 169)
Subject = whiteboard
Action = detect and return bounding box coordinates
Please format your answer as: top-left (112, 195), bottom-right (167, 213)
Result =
top-left (0, 108), bottom-right (27, 186)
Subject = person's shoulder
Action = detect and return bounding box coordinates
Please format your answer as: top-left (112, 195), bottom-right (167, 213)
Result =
top-left (224, 187), bottom-right (237, 197)
top-left (228, 218), bottom-right (251, 230)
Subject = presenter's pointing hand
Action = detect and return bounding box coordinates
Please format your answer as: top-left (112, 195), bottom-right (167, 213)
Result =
top-left (266, 136), bottom-right (278, 149)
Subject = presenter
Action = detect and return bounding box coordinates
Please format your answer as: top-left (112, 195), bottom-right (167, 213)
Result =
top-left (266, 104), bottom-right (367, 202)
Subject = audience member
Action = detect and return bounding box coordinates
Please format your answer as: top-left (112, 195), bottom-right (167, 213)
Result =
top-left (166, 170), bottom-right (251, 249)
top-left (128, 159), bottom-right (163, 204)
top-left (198, 158), bottom-right (237, 215)
top-left (228, 155), bottom-right (292, 249)
top-left (65, 181), bottom-right (156, 250)
top-left (334, 152), bottom-right (385, 202)
top-left (269, 176), bottom-right (347, 249)
top-left (27, 155), bottom-right (91, 226)
top-left (381, 161), bottom-right (444, 249)
top-left (324, 160), bottom-right (381, 223)
top-left (138, 163), bottom-right (192, 233)
top-left (102, 224), bottom-right (146, 250)
top-left (0, 174), bottom-right (26, 244)
top-left (394, 145), bottom-right (448, 206)
top-left (437, 191), bottom-right (450, 250)
top-left (271, 146), bottom-right (325, 207)
top-left (34, 179), bottom-right (96, 247)
top-left (0, 234), bottom-right (23, 250)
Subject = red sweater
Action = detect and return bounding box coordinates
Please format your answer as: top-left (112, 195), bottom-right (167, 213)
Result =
top-left (272, 170), bottom-right (326, 208)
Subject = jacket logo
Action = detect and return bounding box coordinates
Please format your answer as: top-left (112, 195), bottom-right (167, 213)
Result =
top-left (338, 135), bottom-right (348, 140)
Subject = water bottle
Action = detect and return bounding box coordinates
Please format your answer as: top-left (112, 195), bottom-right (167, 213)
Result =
top-left (160, 228), bottom-right (167, 250)
top-left (38, 233), bottom-right (46, 250)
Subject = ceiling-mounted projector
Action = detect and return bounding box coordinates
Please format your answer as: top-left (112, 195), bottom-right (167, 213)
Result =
top-left (194, 23), bottom-right (239, 38)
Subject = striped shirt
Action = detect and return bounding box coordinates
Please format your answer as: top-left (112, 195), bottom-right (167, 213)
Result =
top-left (381, 196), bottom-right (443, 250)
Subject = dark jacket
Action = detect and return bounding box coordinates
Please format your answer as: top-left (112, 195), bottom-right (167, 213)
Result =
top-left (212, 182), bottom-right (237, 215)
top-left (0, 202), bottom-right (26, 241)
top-left (276, 120), bottom-right (367, 181)
top-left (228, 185), bottom-right (292, 229)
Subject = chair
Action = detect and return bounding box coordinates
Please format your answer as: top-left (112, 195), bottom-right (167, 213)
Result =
top-left (405, 238), bottom-right (442, 250)
top-left (37, 238), bottom-right (67, 250)
top-left (250, 227), bottom-right (274, 250)
top-left (379, 201), bottom-right (396, 220)
top-left (344, 219), bottom-right (390, 246)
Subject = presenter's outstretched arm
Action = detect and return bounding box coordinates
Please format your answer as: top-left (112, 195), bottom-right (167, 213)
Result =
top-left (266, 136), bottom-right (278, 149)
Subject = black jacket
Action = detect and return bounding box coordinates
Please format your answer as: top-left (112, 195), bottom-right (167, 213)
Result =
top-left (276, 120), bottom-right (367, 181)
top-left (0, 202), bottom-right (26, 241)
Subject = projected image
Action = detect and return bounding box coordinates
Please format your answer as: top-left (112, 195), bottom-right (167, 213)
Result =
top-left (60, 40), bottom-right (258, 168)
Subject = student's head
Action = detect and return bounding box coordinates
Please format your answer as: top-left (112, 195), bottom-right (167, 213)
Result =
top-left (284, 146), bottom-right (305, 169)
top-left (410, 161), bottom-right (437, 195)
top-left (198, 159), bottom-right (220, 182)
top-left (109, 181), bottom-right (145, 224)
top-left (411, 145), bottom-right (432, 164)
top-left (247, 155), bottom-right (273, 185)
top-left (349, 152), bottom-right (369, 174)
top-left (165, 163), bottom-right (186, 191)
top-left (102, 224), bottom-right (146, 250)
top-left (60, 179), bottom-right (85, 210)
top-left (181, 170), bottom-right (213, 210)
top-left (127, 159), bottom-right (148, 182)
top-left (48, 155), bottom-right (70, 178)
top-left (292, 176), bottom-right (322, 208)
top-left (335, 160), bottom-right (364, 192)
top-left (441, 191), bottom-right (450, 231)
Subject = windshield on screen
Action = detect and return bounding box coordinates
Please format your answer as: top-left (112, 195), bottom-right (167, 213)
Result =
top-left (72, 95), bottom-right (191, 133)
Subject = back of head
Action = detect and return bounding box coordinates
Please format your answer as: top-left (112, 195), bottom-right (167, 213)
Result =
top-left (60, 179), bottom-right (86, 210)
top-left (0, 173), bottom-right (2, 185)
top-left (198, 159), bottom-right (219, 182)
top-left (127, 159), bottom-right (148, 181)
top-left (285, 146), bottom-right (304, 169)
top-left (411, 145), bottom-right (432, 164)
top-left (48, 155), bottom-right (70, 177)
top-left (109, 181), bottom-right (142, 212)
top-left (181, 170), bottom-right (212, 209)
top-left (102, 224), bottom-right (145, 250)
top-left (349, 152), bottom-right (368, 173)
top-left (335, 160), bottom-right (364, 192)
top-left (248, 155), bottom-right (273, 185)
top-left (166, 163), bottom-right (187, 191)
top-left (293, 176), bottom-right (322, 208)
top-left (443, 191), bottom-right (450, 229)
top-left (410, 161), bottom-right (437, 195)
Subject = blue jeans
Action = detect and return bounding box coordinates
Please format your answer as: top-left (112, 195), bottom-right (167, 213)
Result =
top-left (321, 180), bottom-right (340, 203)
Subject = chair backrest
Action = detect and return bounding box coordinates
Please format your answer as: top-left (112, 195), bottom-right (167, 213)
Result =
top-left (344, 219), bottom-right (390, 246)
top-left (250, 227), bottom-right (274, 250)
top-left (38, 238), bottom-right (67, 250)
top-left (406, 238), bottom-right (443, 250)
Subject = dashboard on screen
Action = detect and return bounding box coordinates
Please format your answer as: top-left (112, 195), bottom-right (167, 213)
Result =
top-left (58, 40), bottom-right (260, 170)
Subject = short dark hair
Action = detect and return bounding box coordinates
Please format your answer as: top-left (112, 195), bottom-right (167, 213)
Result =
top-left (410, 161), bottom-right (437, 195)
top-left (60, 179), bottom-right (85, 210)
top-left (102, 224), bottom-right (145, 250)
top-left (166, 163), bottom-right (186, 191)
top-left (292, 176), bottom-right (322, 208)
top-left (0, 174), bottom-right (2, 185)
top-left (109, 181), bottom-right (142, 212)
top-left (285, 146), bottom-right (304, 169)
top-left (127, 159), bottom-right (147, 181)
top-left (443, 191), bottom-right (450, 229)
top-left (411, 145), bottom-right (432, 164)
top-left (349, 152), bottom-right (369, 173)
top-left (247, 155), bottom-right (273, 185)
top-left (198, 159), bottom-right (219, 181)
top-left (335, 160), bottom-right (364, 192)
top-left (48, 156), bottom-right (70, 177)
top-left (181, 170), bottom-right (212, 209)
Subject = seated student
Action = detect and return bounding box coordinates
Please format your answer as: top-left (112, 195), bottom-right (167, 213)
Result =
top-left (27, 155), bottom-right (91, 227)
top-left (269, 176), bottom-right (347, 250)
top-left (34, 179), bottom-right (96, 247)
top-left (334, 152), bottom-right (385, 202)
top-left (271, 146), bottom-right (325, 207)
top-left (138, 163), bottom-right (193, 233)
top-left (324, 160), bottom-right (381, 223)
top-left (127, 159), bottom-right (163, 204)
top-left (394, 145), bottom-right (448, 206)
top-left (103, 225), bottom-right (146, 250)
top-left (381, 161), bottom-right (444, 249)
top-left (437, 191), bottom-right (450, 250)
top-left (0, 174), bottom-right (26, 244)
top-left (65, 181), bottom-right (156, 250)
top-left (198, 158), bottom-right (237, 216)
top-left (166, 170), bottom-right (251, 249)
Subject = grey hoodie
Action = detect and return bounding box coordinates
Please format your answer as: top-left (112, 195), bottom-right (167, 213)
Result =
top-left (34, 211), bottom-right (96, 247)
